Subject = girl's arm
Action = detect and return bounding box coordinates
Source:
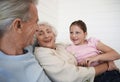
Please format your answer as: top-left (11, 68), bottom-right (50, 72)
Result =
top-left (96, 41), bottom-right (120, 61)
top-left (85, 41), bottom-right (120, 66)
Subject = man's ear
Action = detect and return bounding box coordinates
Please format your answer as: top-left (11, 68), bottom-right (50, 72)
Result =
top-left (11, 18), bottom-right (22, 33)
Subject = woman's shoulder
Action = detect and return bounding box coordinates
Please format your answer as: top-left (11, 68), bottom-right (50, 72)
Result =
top-left (34, 46), bottom-right (52, 55)
top-left (56, 42), bottom-right (72, 48)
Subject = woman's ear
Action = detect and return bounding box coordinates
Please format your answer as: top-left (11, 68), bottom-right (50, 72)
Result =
top-left (11, 18), bottom-right (22, 33)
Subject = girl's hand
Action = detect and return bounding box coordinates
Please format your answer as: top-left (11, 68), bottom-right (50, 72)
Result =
top-left (78, 59), bottom-right (88, 66)
top-left (85, 55), bottom-right (99, 66)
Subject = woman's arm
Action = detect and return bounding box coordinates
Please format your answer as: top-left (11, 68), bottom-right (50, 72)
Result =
top-left (94, 63), bottom-right (108, 76)
top-left (34, 47), bottom-right (95, 82)
top-left (34, 46), bottom-right (111, 82)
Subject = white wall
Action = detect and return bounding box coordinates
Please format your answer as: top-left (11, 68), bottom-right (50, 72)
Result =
top-left (37, 0), bottom-right (120, 52)
top-left (37, 0), bottom-right (58, 27)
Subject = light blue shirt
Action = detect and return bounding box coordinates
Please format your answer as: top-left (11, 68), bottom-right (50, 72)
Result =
top-left (0, 48), bottom-right (51, 82)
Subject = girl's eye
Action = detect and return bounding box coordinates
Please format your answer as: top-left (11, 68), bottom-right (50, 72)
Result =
top-left (75, 32), bottom-right (80, 34)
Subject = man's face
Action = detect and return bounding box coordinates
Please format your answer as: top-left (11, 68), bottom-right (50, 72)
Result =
top-left (21, 3), bottom-right (38, 47)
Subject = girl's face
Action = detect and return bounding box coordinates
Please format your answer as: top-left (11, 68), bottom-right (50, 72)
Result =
top-left (36, 25), bottom-right (56, 49)
top-left (70, 25), bottom-right (87, 45)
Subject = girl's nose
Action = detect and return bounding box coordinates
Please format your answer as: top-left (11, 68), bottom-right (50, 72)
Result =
top-left (72, 33), bottom-right (76, 37)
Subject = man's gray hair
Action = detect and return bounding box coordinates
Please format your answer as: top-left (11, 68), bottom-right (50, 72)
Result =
top-left (0, 0), bottom-right (38, 37)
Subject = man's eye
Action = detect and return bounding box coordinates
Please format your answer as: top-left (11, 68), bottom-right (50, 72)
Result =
top-left (70, 32), bottom-right (73, 34)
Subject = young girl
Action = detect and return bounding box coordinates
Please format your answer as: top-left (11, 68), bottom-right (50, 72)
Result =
top-left (66, 20), bottom-right (120, 70)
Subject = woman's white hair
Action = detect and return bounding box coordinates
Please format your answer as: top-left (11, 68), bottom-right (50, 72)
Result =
top-left (38, 22), bottom-right (57, 37)
top-left (33, 22), bottom-right (57, 48)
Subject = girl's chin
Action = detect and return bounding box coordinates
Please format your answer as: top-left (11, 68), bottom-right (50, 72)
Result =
top-left (74, 42), bottom-right (80, 45)
top-left (73, 41), bottom-right (78, 44)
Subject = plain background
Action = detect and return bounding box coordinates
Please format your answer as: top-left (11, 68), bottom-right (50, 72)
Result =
top-left (37, 0), bottom-right (120, 53)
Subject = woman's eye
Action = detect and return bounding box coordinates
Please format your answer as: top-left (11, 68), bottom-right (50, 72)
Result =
top-left (39, 33), bottom-right (42, 35)
top-left (38, 32), bottom-right (43, 35)
top-left (47, 31), bottom-right (52, 33)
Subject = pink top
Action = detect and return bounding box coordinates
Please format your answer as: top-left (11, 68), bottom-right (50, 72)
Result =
top-left (66, 37), bottom-right (100, 66)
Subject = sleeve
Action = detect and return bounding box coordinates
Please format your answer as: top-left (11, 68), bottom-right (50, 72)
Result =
top-left (34, 47), bottom-right (95, 82)
top-left (88, 37), bottom-right (100, 48)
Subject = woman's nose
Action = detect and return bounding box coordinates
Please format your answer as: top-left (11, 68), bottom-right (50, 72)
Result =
top-left (44, 32), bottom-right (49, 37)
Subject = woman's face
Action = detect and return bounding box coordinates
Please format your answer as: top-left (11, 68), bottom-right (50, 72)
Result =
top-left (70, 25), bottom-right (87, 45)
top-left (36, 25), bottom-right (56, 49)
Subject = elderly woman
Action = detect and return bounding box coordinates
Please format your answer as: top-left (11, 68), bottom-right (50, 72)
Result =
top-left (34, 22), bottom-right (120, 82)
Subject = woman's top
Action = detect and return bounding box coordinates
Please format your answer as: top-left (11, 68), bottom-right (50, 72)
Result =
top-left (34, 43), bottom-right (95, 82)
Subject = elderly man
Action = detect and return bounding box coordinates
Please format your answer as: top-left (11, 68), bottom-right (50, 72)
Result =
top-left (0, 0), bottom-right (51, 82)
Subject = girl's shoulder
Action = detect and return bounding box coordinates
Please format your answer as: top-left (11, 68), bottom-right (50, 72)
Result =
top-left (87, 37), bottom-right (100, 43)
top-left (87, 37), bottom-right (100, 46)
